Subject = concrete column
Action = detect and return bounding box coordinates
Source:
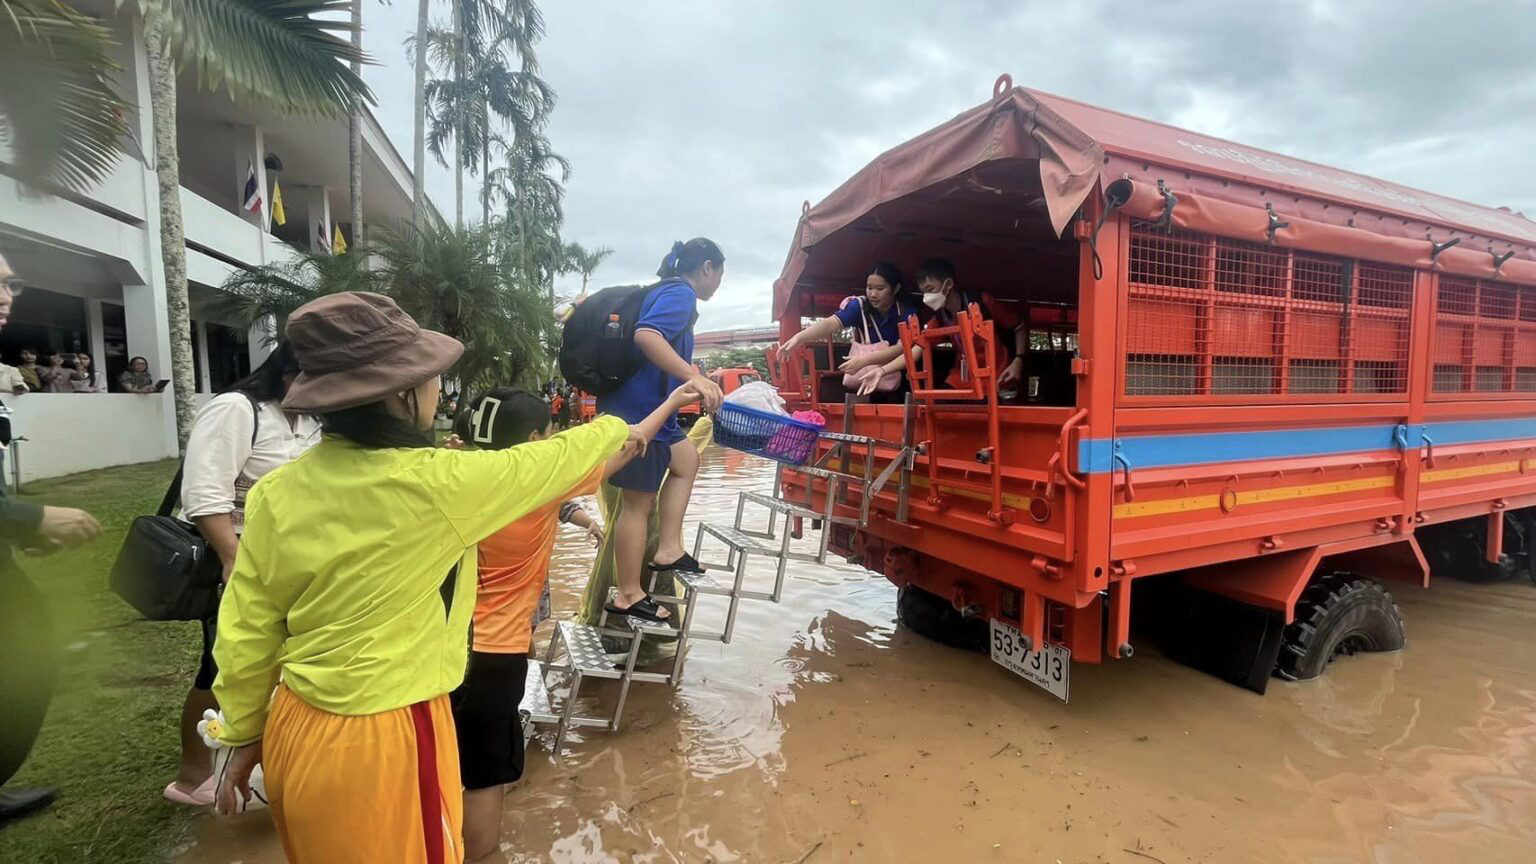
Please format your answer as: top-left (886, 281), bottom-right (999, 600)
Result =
top-left (194, 319), bottom-right (212, 392)
top-left (305, 186), bottom-right (333, 254)
top-left (232, 123), bottom-right (270, 236)
top-left (85, 298), bottom-right (107, 371)
top-left (127, 16), bottom-right (179, 460)
top-left (248, 316), bottom-right (275, 369)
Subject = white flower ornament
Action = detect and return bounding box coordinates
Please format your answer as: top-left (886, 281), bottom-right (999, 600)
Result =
top-left (197, 708), bottom-right (227, 750)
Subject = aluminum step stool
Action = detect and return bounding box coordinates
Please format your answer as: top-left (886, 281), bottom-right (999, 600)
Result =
top-left (535, 619), bottom-right (649, 754)
top-left (688, 520), bottom-right (790, 644)
top-left (597, 584), bottom-right (719, 685)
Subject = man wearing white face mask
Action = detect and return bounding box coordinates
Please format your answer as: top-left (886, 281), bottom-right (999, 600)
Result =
top-left (915, 257), bottom-right (1027, 395)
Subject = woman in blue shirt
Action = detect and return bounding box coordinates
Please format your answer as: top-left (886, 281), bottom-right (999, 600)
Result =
top-left (599, 239), bottom-right (725, 622)
top-left (780, 261), bottom-right (919, 403)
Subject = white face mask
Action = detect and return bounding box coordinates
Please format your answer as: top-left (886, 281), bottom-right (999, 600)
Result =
top-left (922, 290), bottom-right (946, 311)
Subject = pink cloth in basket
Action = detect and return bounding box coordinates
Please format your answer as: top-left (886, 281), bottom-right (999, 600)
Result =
top-left (790, 410), bottom-right (826, 427)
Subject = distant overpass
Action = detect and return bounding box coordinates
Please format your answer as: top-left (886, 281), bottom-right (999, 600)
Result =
top-left (694, 326), bottom-right (779, 357)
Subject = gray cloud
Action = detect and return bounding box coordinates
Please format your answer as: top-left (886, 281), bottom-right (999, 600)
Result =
top-left (361, 0), bottom-right (1536, 330)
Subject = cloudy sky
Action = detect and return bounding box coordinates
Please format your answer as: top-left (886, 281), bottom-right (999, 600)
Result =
top-left (361, 0), bottom-right (1536, 331)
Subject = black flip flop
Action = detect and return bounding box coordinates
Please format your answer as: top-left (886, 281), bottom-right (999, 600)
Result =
top-left (647, 552), bottom-right (705, 575)
top-left (605, 594), bottom-right (672, 623)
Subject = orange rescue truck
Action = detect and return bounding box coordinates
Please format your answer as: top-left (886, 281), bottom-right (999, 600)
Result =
top-left (680, 366), bottom-right (764, 424)
top-left (767, 76), bottom-right (1536, 697)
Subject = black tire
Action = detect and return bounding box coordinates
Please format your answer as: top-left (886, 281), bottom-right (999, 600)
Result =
top-left (895, 584), bottom-right (987, 652)
top-left (1276, 572), bottom-right (1405, 681)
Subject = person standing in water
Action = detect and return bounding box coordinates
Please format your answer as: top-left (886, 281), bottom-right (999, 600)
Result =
top-left (210, 292), bottom-right (652, 862)
top-left (598, 238), bottom-right (726, 622)
top-left (447, 382), bottom-right (698, 860)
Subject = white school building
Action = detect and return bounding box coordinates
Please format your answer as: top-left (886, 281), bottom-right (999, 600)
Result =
top-left (0, 1), bottom-right (419, 482)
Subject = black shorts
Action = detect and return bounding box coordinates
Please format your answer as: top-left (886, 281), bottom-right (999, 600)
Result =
top-left (451, 651), bottom-right (528, 790)
top-left (193, 615), bottom-right (218, 691)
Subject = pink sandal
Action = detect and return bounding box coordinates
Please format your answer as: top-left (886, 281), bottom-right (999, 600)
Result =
top-left (163, 775), bottom-right (216, 807)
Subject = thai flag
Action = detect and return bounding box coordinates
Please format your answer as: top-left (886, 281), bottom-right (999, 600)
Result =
top-left (242, 159), bottom-right (262, 214)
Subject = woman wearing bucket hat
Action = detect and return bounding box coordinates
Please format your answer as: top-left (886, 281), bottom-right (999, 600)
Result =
top-left (208, 292), bottom-right (694, 863)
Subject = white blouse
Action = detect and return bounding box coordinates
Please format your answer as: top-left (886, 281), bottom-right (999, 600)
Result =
top-left (180, 392), bottom-right (322, 532)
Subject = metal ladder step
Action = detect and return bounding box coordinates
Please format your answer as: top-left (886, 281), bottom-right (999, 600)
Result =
top-left (739, 489), bottom-right (819, 520)
top-left (521, 660), bottom-right (559, 725)
top-left (820, 431), bottom-right (884, 446)
top-left (549, 620), bottom-right (630, 680)
top-left (699, 522), bottom-right (778, 556)
top-left (677, 570), bottom-right (731, 596)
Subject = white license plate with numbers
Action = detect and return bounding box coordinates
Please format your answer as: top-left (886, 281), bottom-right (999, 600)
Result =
top-left (989, 619), bottom-right (1069, 702)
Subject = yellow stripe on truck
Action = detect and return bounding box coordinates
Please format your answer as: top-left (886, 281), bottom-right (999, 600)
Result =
top-left (1113, 459), bottom-right (1534, 520)
top-left (1113, 475), bottom-right (1395, 520)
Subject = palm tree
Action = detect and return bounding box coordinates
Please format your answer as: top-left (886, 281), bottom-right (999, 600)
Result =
top-left (375, 221), bottom-right (551, 391)
top-left (487, 132), bottom-right (567, 299)
top-left (136, 0), bottom-right (370, 446)
top-left (348, 0), bottom-right (364, 241)
top-left (563, 242), bottom-right (612, 295)
top-left (206, 243), bottom-right (379, 335)
top-left (425, 0), bottom-right (551, 228)
top-left (412, 0), bottom-right (431, 223)
top-left (214, 225), bottom-right (556, 391)
top-left (0, 0), bottom-right (128, 191)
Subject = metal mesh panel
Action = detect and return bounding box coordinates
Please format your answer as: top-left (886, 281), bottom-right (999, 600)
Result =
top-left (1432, 276), bottom-right (1534, 394)
top-left (1126, 354), bottom-right (1198, 395)
top-left (1290, 359), bottom-right (1342, 393)
top-left (1434, 364), bottom-right (1467, 393)
top-left (1358, 264), bottom-right (1413, 309)
top-left (1476, 366), bottom-right (1507, 391)
top-left (1125, 224), bottom-right (1410, 398)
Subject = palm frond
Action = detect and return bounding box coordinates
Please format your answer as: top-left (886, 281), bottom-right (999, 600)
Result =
top-left (139, 0), bottom-right (373, 116)
top-left (0, 0), bottom-right (128, 191)
top-left (210, 243), bottom-right (378, 336)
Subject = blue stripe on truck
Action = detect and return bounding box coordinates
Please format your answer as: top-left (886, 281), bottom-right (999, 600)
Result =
top-left (1077, 416), bottom-right (1536, 474)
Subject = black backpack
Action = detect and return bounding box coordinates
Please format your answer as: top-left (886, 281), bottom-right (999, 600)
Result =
top-left (557, 282), bottom-right (660, 395)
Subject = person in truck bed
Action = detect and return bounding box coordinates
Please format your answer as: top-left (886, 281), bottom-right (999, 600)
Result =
top-left (916, 257), bottom-right (1028, 395)
top-left (780, 261), bottom-right (922, 403)
top-left (448, 382), bottom-right (700, 861)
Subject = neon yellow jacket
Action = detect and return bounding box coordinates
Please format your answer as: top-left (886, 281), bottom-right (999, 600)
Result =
top-left (212, 415), bottom-right (629, 746)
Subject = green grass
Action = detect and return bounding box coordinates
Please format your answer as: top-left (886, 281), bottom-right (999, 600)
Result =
top-left (2, 459), bottom-right (204, 864)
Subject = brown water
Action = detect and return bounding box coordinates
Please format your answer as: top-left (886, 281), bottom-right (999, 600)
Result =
top-left (179, 448), bottom-right (1536, 864)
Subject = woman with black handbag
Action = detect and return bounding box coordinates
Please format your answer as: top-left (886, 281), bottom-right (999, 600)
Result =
top-left (162, 342), bottom-right (319, 807)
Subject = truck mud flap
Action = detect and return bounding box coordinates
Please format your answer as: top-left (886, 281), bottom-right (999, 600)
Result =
top-left (1137, 583), bottom-right (1286, 694)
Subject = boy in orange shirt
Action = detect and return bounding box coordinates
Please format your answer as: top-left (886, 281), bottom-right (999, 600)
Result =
top-left (450, 384), bottom-right (696, 860)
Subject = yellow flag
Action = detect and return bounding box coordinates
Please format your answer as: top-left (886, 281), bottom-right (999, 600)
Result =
top-left (270, 181), bottom-right (287, 227)
top-left (333, 224), bottom-right (347, 254)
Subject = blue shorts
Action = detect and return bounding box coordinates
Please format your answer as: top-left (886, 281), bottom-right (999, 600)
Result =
top-left (608, 439), bottom-right (673, 493)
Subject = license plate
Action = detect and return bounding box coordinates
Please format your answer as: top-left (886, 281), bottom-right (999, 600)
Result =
top-left (989, 619), bottom-right (1070, 702)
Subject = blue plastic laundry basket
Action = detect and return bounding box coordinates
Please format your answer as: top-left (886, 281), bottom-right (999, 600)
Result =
top-left (712, 403), bottom-right (822, 466)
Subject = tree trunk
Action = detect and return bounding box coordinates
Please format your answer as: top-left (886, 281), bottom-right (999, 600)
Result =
top-left (451, 0), bottom-right (463, 229)
top-left (480, 98), bottom-right (490, 226)
top-left (348, 0), bottom-right (364, 242)
top-left (143, 14), bottom-right (197, 450)
top-left (411, 0), bottom-right (429, 223)
top-left (518, 198), bottom-right (534, 297)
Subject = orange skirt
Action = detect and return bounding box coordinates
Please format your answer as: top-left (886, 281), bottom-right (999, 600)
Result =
top-left (262, 684), bottom-right (464, 864)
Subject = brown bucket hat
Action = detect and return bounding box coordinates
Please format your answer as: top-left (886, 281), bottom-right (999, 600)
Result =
top-left (282, 292), bottom-right (464, 413)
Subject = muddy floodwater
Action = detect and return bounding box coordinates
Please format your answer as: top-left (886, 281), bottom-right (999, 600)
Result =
top-left (179, 447), bottom-right (1536, 864)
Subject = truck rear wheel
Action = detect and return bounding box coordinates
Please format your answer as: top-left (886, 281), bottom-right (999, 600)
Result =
top-left (896, 585), bottom-right (986, 652)
top-left (1419, 516), bottom-right (1522, 583)
top-left (1276, 573), bottom-right (1404, 681)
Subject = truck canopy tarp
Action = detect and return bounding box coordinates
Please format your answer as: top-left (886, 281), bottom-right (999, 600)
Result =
top-left (775, 86), bottom-right (1536, 318)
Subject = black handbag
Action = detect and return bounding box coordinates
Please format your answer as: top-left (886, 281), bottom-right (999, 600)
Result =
top-left (109, 394), bottom-right (259, 621)
top-left (109, 470), bottom-right (224, 621)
